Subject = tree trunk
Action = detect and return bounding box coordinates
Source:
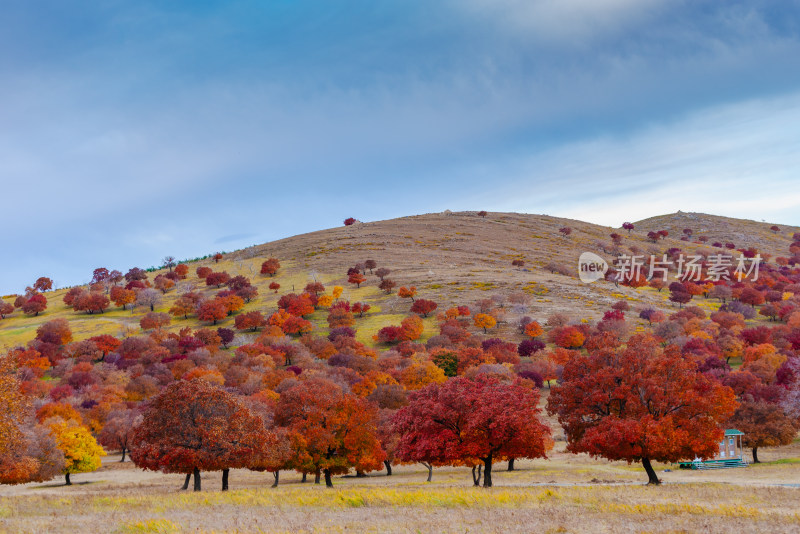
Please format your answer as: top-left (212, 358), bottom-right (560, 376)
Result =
top-left (421, 462), bottom-right (433, 482)
top-left (221, 468), bottom-right (229, 491)
top-left (483, 455), bottom-right (493, 488)
top-left (642, 458), bottom-right (661, 485)
top-left (193, 467), bottom-right (201, 491)
top-left (356, 470), bottom-right (366, 478)
top-left (507, 458), bottom-right (515, 471)
top-left (301, 473), bottom-right (307, 483)
top-left (384, 460), bottom-right (392, 476)
top-left (314, 469), bottom-right (321, 484)
top-left (471, 465), bottom-right (482, 486)
top-left (324, 469), bottom-right (333, 488)
top-left (65, 473), bottom-right (71, 486)
top-left (120, 448), bottom-right (127, 462)
top-left (752, 447), bottom-right (760, 463)
top-left (181, 473), bottom-right (191, 490)
top-left (150, 304), bottom-right (154, 312)
top-left (272, 471), bottom-right (279, 488)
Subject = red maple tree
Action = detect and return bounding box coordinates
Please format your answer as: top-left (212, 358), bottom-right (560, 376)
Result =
top-left (547, 334), bottom-right (737, 484)
top-left (393, 375), bottom-right (552, 486)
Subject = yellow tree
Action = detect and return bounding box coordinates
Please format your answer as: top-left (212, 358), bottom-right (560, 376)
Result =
top-left (47, 419), bottom-right (105, 485)
top-left (474, 313), bottom-right (497, 333)
top-left (400, 358), bottom-right (447, 391)
top-left (332, 286), bottom-right (344, 300)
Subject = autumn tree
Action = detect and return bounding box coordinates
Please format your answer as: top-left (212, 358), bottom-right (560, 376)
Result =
top-left (410, 299), bottom-right (437, 318)
top-left (235, 311), bottom-right (267, 332)
top-left (140, 312), bottom-right (171, 331)
top-left (0, 355), bottom-right (29, 459)
top-left (727, 400), bottom-right (796, 463)
top-left (125, 267), bottom-right (148, 283)
top-left (328, 307), bottom-right (355, 329)
top-left (344, 217), bottom-right (356, 226)
top-left (98, 409), bottom-right (141, 462)
top-left (393, 375), bottom-right (552, 487)
top-left (552, 326), bottom-right (585, 349)
top-left (548, 334), bottom-right (737, 484)
top-left (136, 288), bottom-right (162, 312)
top-left (269, 281), bottom-right (281, 294)
top-left (398, 286), bottom-right (417, 302)
top-left (154, 275), bottom-right (175, 294)
top-left (206, 271), bottom-right (231, 288)
top-left (110, 286), bottom-right (136, 310)
top-left (399, 315), bottom-right (424, 341)
top-left (22, 293), bottom-right (47, 316)
top-left (473, 313), bottom-right (497, 333)
top-left (375, 268), bottom-right (391, 281)
top-left (131, 380), bottom-right (270, 491)
top-left (622, 222), bottom-right (634, 234)
top-left (88, 335), bottom-right (120, 361)
top-left (277, 293), bottom-right (315, 317)
top-left (260, 258), bottom-right (281, 276)
top-left (0, 424), bottom-right (64, 485)
top-left (740, 288), bottom-right (765, 308)
top-left (669, 283), bottom-right (692, 308)
top-left (348, 272), bottom-right (366, 288)
top-left (170, 295), bottom-right (197, 319)
top-left (46, 419), bottom-right (105, 485)
top-left (33, 277), bottom-right (53, 292)
top-left (0, 301), bottom-right (13, 319)
top-left (275, 378), bottom-right (385, 487)
top-left (379, 279), bottom-right (397, 294)
top-left (197, 300), bottom-right (227, 325)
top-left (174, 264), bottom-right (189, 279)
top-left (352, 302), bottom-right (371, 318)
top-left (524, 321), bottom-right (544, 338)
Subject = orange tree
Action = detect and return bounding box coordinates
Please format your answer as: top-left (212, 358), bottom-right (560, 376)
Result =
top-left (547, 334), bottom-right (737, 484)
top-left (274, 378), bottom-right (384, 487)
top-left (393, 375), bottom-right (552, 487)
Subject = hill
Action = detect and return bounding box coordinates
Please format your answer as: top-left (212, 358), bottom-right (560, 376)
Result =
top-left (1, 210), bottom-right (796, 349)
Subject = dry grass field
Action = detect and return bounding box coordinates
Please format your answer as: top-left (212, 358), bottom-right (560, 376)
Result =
top-left (1, 437), bottom-right (799, 533)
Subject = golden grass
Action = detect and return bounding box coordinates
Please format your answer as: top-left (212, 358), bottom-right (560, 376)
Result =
top-left (3, 478), bottom-right (800, 533)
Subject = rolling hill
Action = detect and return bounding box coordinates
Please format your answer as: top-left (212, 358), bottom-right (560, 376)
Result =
top-left (1, 210), bottom-right (796, 350)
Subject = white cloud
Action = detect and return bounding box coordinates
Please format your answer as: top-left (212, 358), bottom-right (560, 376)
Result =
top-left (478, 92), bottom-right (800, 226)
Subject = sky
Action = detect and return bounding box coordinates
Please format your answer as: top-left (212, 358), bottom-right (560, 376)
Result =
top-left (2, 0), bottom-right (800, 293)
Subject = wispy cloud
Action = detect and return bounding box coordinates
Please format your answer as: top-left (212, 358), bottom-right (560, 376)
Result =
top-left (0, 1), bottom-right (799, 292)
top-left (481, 92), bottom-right (800, 225)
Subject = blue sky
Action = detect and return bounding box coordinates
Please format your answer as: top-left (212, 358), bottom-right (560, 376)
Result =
top-left (2, 0), bottom-right (800, 293)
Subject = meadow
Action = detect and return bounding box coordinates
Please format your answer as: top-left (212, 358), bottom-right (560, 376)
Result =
top-left (2, 439), bottom-right (799, 534)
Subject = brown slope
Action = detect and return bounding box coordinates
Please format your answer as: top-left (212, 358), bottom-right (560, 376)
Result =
top-left (633, 211), bottom-right (798, 259)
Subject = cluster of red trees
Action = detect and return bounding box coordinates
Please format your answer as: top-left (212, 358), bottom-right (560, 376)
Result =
top-left (3, 231), bottom-right (800, 491)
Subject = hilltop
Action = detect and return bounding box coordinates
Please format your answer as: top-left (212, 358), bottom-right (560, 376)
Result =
top-left (1, 210), bottom-right (797, 349)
